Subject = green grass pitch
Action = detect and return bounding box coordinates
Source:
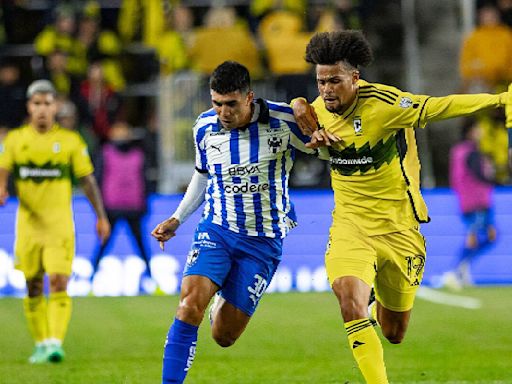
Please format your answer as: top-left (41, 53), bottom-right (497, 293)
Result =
top-left (0, 288), bottom-right (511, 383)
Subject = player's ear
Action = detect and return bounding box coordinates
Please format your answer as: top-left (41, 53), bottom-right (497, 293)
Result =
top-left (246, 91), bottom-right (254, 105)
top-left (352, 70), bottom-right (360, 83)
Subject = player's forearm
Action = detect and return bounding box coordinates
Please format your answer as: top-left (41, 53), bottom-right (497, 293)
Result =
top-left (171, 170), bottom-right (207, 224)
top-left (0, 168), bottom-right (9, 191)
top-left (424, 93), bottom-right (506, 122)
top-left (79, 174), bottom-right (108, 220)
top-left (0, 168), bottom-right (10, 204)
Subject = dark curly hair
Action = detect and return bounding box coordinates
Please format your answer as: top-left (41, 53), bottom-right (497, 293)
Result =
top-left (209, 61), bottom-right (251, 95)
top-left (305, 31), bottom-right (374, 69)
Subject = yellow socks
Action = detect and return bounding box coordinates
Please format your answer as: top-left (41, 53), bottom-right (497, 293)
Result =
top-left (48, 291), bottom-right (72, 342)
top-left (345, 318), bottom-right (388, 384)
top-left (23, 295), bottom-right (48, 343)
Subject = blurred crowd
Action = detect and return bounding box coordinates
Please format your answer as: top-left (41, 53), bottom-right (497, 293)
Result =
top-left (0, 0), bottom-right (376, 191)
top-left (0, 0), bottom-right (510, 189)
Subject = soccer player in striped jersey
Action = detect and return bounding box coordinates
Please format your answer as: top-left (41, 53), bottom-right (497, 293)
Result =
top-left (151, 61), bottom-right (326, 383)
top-left (0, 80), bottom-right (110, 363)
top-left (292, 31), bottom-right (512, 384)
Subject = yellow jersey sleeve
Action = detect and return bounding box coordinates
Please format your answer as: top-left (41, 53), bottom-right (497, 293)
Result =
top-left (71, 134), bottom-right (94, 178)
top-left (420, 92), bottom-right (506, 126)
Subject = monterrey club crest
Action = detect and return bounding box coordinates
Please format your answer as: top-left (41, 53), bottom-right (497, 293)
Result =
top-left (267, 136), bottom-right (282, 153)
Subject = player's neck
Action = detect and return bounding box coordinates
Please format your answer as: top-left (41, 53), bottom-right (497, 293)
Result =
top-left (30, 122), bottom-right (54, 133)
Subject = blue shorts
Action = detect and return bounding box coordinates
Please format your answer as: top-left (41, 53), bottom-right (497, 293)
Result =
top-left (462, 209), bottom-right (494, 234)
top-left (183, 221), bottom-right (282, 316)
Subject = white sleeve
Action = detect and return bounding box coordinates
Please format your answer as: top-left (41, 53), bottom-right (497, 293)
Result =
top-left (171, 170), bottom-right (208, 224)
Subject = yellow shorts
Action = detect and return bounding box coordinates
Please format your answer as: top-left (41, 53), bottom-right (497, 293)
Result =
top-left (325, 220), bottom-right (426, 312)
top-left (14, 235), bottom-right (75, 280)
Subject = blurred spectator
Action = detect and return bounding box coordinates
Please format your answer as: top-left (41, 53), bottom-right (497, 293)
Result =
top-left (459, 3), bottom-right (512, 93)
top-left (0, 60), bottom-right (25, 130)
top-left (40, 50), bottom-right (81, 100)
top-left (118, 0), bottom-right (178, 49)
top-left (79, 62), bottom-right (121, 143)
top-left (76, 1), bottom-right (126, 91)
top-left (90, 121), bottom-right (153, 282)
top-left (498, 0), bottom-right (512, 26)
top-left (443, 118), bottom-right (498, 289)
top-left (312, 0), bottom-right (367, 32)
top-left (34, 5), bottom-right (83, 76)
top-left (56, 98), bottom-right (79, 130)
top-left (459, 3), bottom-right (512, 182)
top-left (257, 7), bottom-right (313, 99)
top-left (156, 5), bottom-right (190, 76)
top-left (250, 0), bottom-right (306, 25)
top-left (189, 6), bottom-right (263, 78)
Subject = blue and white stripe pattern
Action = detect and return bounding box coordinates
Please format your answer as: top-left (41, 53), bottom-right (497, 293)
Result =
top-left (194, 99), bottom-right (315, 238)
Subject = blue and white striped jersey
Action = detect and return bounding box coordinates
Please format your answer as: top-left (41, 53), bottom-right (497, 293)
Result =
top-left (194, 98), bottom-right (316, 238)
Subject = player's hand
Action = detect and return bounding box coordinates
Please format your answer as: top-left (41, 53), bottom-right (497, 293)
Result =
top-left (292, 99), bottom-right (319, 136)
top-left (506, 83), bottom-right (512, 129)
top-left (306, 128), bottom-right (341, 148)
top-left (151, 217), bottom-right (180, 250)
top-left (96, 217), bottom-right (111, 244)
top-left (0, 188), bottom-right (8, 206)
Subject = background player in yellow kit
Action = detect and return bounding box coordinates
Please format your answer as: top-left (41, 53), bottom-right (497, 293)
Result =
top-left (292, 31), bottom-right (512, 384)
top-left (0, 80), bottom-right (110, 364)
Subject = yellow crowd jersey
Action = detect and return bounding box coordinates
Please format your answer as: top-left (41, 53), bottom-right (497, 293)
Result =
top-left (0, 124), bottom-right (93, 240)
top-left (312, 79), bottom-right (506, 236)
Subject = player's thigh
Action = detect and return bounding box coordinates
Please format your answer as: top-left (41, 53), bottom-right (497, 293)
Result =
top-left (220, 236), bottom-right (282, 317)
top-left (42, 237), bottom-right (75, 277)
top-left (374, 227), bottom-right (426, 312)
top-left (179, 275), bottom-right (219, 314)
top-left (14, 235), bottom-right (44, 280)
top-left (325, 219), bottom-right (377, 287)
top-left (182, 222), bottom-right (233, 288)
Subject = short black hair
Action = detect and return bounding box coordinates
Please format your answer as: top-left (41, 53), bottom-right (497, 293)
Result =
top-left (305, 30), bottom-right (374, 69)
top-left (209, 61), bottom-right (251, 95)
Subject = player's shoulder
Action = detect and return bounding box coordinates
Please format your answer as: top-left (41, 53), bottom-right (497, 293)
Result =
top-left (194, 109), bottom-right (217, 129)
top-left (54, 125), bottom-right (86, 143)
top-left (264, 99), bottom-right (296, 123)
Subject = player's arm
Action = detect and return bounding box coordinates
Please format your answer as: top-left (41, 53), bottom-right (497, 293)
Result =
top-left (152, 118), bottom-right (208, 248)
top-left (79, 174), bottom-right (110, 244)
top-left (421, 92), bottom-right (506, 124)
top-left (151, 170), bottom-right (208, 245)
top-left (0, 168), bottom-right (9, 206)
top-left (291, 97), bottom-right (319, 136)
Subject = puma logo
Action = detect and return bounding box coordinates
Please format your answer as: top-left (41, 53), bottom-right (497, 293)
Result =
top-left (210, 144), bottom-right (222, 153)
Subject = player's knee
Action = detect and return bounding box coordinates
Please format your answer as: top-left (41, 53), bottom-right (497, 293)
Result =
top-left (212, 331), bottom-right (237, 348)
top-left (382, 328), bottom-right (405, 344)
top-left (176, 301), bottom-right (206, 325)
top-left (48, 273), bottom-right (69, 293)
top-left (27, 279), bottom-right (44, 297)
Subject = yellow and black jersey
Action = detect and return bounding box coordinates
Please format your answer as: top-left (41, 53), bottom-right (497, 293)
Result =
top-left (312, 79), bottom-right (506, 236)
top-left (0, 124), bottom-right (93, 239)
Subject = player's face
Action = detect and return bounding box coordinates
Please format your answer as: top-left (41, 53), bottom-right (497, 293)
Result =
top-left (316, 62), bottom-right (359, 114)
top-left (211, 89), bottom-right (254, 130)
top-left (27, 92), bottom-right (57, 130)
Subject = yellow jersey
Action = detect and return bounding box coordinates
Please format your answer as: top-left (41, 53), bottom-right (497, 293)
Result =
top-left (0, 124), bottom-right (93, 240)
top-left (312, 79), bottom-right (506, 236)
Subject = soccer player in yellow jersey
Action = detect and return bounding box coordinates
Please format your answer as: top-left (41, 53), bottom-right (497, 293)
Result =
top-left (292, 31), bottom-right (512, 383)
top-left (0, 80), bottom-right (110, 364)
